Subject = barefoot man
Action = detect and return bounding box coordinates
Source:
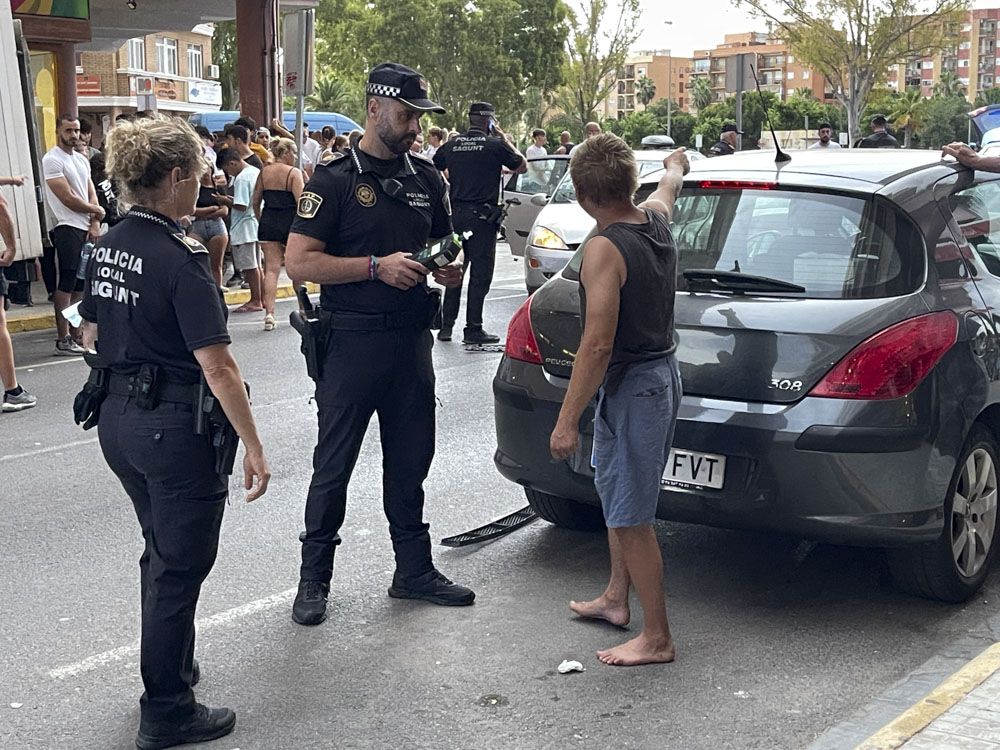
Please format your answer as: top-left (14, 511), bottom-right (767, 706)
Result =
top-left (550, 134), bottom-right (687, 667)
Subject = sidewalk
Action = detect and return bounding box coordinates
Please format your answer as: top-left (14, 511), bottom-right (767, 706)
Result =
top-left (858, 642), bottom-right (1000, 749)
top-left (5, 274), bottom-right (316, 333)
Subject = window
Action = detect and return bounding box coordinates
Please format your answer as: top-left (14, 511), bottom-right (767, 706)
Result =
top-left (787, 71), bottom-right (795, 80)
top-left (156, 37), bottom-right (178, 75)
top-left (922, 79), bottom-right (934, 87)
top-left (950, 181), bottom-right (1000, 278)
top-left (923, 60), bottom-right (935, 69)
top-left (960, 41), bottom-right (972, 50)
top-left (803, 70), bottom-right (810, 79)
top-left (127, 38), bottom-right (145, 70)
top-left (187, 44), bottom-right (203, 79)
top-left (788, 55), bottom-right (795, 63)
top-left (960, 59), bottom-right (970, 68)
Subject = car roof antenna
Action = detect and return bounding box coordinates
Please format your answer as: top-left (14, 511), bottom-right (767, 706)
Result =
top-left (750, 64), bottom-right (791, 164)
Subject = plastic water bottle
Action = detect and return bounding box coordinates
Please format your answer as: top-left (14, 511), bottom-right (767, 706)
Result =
top-left (77, 241), bottom-right (94, 281)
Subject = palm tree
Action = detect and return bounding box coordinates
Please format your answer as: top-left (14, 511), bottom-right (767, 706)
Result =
top-left (691, 77), bottom-right (713, 112)
top-left (305, 74), bottom-right (362, 120)
top-left (636, 75), bottom-right (656, 108)
top-left (890, 89), bottom-right (926, 149)
top-left (934, 71), bottom-right (966, 98)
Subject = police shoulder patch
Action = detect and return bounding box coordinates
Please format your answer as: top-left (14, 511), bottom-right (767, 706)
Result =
top-left (297, 191), bottom-right (324, 219)
top-left (171, 232), bottom-right (208, 254)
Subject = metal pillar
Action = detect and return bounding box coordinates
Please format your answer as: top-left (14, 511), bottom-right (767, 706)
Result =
top-left (54, 43), bottom-right (77, 117)
top-left (236, 0), bottom-right (280, 126)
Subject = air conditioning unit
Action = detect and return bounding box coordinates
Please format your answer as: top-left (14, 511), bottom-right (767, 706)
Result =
top-left (206, 64), bottom-right (220, 80)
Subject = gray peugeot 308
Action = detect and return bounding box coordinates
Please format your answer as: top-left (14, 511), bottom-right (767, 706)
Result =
top-left (493, 149), bottom-right (1000, 603)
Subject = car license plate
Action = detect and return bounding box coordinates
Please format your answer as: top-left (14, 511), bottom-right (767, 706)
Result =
top-left (662, 449), bottom-right (726, 490)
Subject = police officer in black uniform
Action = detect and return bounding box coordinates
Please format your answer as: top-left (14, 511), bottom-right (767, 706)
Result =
top-left (432, 102), bottom-right (526, 344)
top-left (77, 117), bottom-right (270, 750)
top-left (285, 63), bottom-right (474, 627)
top-left (709, 123), bottom-right (741, 156)
top-left (856, 114), bottom-right (900, 148)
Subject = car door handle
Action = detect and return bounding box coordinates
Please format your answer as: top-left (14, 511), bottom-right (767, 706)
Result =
top-left (506, 197), bottom-right (521, 206)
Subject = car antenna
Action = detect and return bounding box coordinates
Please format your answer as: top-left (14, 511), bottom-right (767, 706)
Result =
top-left (750, 64), bottom-right (791, 164)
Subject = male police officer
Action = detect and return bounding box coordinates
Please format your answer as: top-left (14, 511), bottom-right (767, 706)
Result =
top-left (433, 102), bottom-right (526, 344)
top-left (285, 63), bottom-right (474, 627)
top-left (857, 115), bottom-right (899, 149)
top-left (709, 123), bottom-right (741, 156)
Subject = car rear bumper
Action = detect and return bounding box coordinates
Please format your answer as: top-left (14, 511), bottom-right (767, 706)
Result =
top-left (494, 358), bottom-right (966, 547)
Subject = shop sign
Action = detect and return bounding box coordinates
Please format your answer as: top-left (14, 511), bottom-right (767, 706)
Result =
top-left (188, 80), bottom-right (222, 106)
top-left (76, 74), bottom-right (101, 96)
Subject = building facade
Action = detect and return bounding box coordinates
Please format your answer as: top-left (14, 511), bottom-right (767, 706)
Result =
top-left (77, 24), bottom-right (221, 146)
top-left (606, 51), bottom-right (691, 119)
top-left (688, 33), bottom-right (829, 110)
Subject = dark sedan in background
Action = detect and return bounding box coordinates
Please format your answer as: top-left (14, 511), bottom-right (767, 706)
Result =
top-left (494, 150), bottom-right (1000, 603)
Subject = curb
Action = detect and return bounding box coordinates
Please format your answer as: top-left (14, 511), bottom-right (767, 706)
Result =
top-left (6, 282), bottom-right (318, 334)
top-left (856, 641), bottom-right (1000, 749)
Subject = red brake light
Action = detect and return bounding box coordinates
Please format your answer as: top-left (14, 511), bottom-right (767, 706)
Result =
top-left (810, 312), bottom-right (958, 400)
top-left (697, 180), bottom-right (777, 190)
top-left (504, 296), bottom-right (543, 365)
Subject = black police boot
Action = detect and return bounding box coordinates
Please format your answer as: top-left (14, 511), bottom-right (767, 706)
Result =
top-left (388, 569), bottom-right (476, 606)
top-left (437, 326), bottom-right (453, 342)
top-left (463, 326), bottom-right (500, 345)
top-left (135, 704), bottom-right (236, 750)
top-left (292, 580), bottom-right (330, 626)
top-left (191, 659), bottom-right (200, 687)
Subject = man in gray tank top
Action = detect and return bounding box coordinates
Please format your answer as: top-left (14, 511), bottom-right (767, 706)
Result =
top-left (550, 133), bottom-right (688, 667)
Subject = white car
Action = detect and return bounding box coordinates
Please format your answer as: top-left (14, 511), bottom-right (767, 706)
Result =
top-left (519, 150), bottom-right (703, 294)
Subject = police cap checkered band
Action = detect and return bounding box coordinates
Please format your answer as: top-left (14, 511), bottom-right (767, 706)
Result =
top-left (469, 101), bottom-right (495, 117)
top-left (366, 62), bottom-right (445, 113)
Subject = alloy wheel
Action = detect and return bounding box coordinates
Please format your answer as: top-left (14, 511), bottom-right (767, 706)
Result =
top-left (951, 448), bottom-right (998, 578)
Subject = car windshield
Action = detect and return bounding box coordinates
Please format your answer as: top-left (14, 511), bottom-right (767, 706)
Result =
top-left (567, 188), bottom-right (925, 300)
top-left (550, 159), bottom-right (668, 204)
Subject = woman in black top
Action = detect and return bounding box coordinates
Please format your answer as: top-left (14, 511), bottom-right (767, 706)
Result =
top-left (78, 117), bottom-right (270, 749)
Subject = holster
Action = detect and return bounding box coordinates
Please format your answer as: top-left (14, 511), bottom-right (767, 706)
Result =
top-left (194, 375), bottom-right (246, 476)
top-left (426, 288), bottom-right (443, 330)
top-left (73, 352), bottom-right (108, 431)
top-left (482, 203), bottom-right (504, 227)
top-left (290, 286), bottom-right (328, 382)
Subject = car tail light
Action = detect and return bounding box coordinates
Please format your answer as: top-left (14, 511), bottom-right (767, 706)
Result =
top-left (696, 180), bottom-right (777, 190)
top-left (810, 312), bottom-right (958, 400)
top-left (505, 296), bottom-right (543, 365)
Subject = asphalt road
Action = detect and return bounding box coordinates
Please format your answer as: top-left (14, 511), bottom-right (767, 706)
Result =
top-left (2, 253), bottom-right (999, 750)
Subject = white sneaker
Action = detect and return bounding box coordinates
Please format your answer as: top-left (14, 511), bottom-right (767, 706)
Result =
top-left (263, 314), bottom-right (275, 332)
top-left (54, 336), bottom-right (85, 356)
top-left (2, 389), bottom-right (37, 412)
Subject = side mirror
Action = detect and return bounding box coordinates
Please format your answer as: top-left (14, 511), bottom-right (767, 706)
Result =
top-left (530, 192), bottom-right (549, 207)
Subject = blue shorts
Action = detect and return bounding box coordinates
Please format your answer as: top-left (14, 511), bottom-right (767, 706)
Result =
top-left (593, 355), bottom-right (682, 528)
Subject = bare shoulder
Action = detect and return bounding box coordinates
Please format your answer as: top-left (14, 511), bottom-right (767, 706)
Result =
top-left (581, 235), bottom-right (627, 283)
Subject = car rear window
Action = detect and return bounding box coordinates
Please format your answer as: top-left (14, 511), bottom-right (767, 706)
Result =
top-left (564, 188), bottom-right (925, 299)
top-left (551, 160), bottom-right (669, 204)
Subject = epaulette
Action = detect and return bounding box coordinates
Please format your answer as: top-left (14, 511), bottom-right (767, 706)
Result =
top-left (317, 151), bottom-right (348, 168)
top-left (171, 232), bottom-right (208, 254)
top-left (410, 150), bottom-right (433, 163)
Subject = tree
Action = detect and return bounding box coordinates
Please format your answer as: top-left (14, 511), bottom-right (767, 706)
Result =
top-left (889, 88), bottom-right (925, 148)
top-left (212, 20), bottom-right (240, 110)
top-left (560, 0), bottom-right (641, 128)
top-left (636, 75), bottom-right (656, 107)
top-left (737, 0), bottom-right (968, 143)
top-left (618, 111), bottom-right (661, 146)
top-left (690, 76), bottom-right (714, 111)
top-left (934, 70), bottom-right (966, 98)
top-left (975, 88), bottom-right (1000, 107)
top-left (667, 110), bottom-right (696, 147)
top-left (305, 74), bottom-right (364, 121)
top-left (920, 94), bottom-right (969, 148)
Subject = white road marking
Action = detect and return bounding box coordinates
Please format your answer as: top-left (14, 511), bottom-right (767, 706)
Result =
top-left (49, 587), bottom-right (297, 680)
top-left (0, 437), bottom-right (99, 462)
top-left (15, 357), bottom-right (88, 372)
top-left (486, 293), bottom-right (528, 302)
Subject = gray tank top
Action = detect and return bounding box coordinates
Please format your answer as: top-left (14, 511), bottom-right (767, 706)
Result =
top-left (580, 208), bottom-right (677, 374)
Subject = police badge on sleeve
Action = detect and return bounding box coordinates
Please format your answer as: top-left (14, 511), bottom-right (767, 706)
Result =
top-left (297, 192), bottom-right (323, 219)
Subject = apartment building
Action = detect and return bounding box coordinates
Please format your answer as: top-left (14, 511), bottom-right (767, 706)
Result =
top-left (688, 33), bottom-right (829, 110)
top-left (77, 24), bottom-right (222, 146)
top-left (606, 51), bottom-right (692, 119)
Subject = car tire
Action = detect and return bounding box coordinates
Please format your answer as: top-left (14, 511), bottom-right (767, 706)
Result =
top-left (888, 424), bottom-right (999, 603)
top-left (526, 284), bottom-right (540, 295)
top-left (525, 487), bottom-right (606, 532)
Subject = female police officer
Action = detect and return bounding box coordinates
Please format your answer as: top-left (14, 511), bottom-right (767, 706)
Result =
top-left (77, 116), bottom-right (270, 750)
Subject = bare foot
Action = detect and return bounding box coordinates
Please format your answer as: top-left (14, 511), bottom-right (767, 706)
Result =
top-left (232, 303), bottom-right (264, 314)
top-left (569, 596), bottom-right (630, 627)
top-left (597, 633), bottom-right (675, 666)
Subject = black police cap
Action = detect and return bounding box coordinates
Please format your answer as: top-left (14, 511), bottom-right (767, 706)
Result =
top-left (366, 63), bottom-right (445, 114)
top-left (721, 123), bottom-right (744, 134)
top-left (469, 102), bottom-right (495, 117)
top-left (871, 114), bottom-right (888, 126)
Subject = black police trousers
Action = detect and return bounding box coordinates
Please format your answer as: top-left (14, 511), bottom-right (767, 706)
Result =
top-left (442, 203), bottom-right (498, 330)
top-left (300, 325), bottom-right (436, 584)
top-left (98, 395), bottom-right (227, 723)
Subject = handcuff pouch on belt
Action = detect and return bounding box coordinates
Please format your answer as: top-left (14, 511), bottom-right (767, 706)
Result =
top-left (290, 286), bottom-right (328, 382)
top-left (73, 351), bottom-right (108, 431)
top-left (194, 375), bottom-right (246, 476)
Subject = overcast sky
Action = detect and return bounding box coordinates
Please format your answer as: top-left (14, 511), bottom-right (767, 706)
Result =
top-left (634, 0), bottom-right (1000, 57)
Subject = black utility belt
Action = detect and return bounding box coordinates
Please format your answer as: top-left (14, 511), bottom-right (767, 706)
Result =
top-left (320, 309), bottom-right (428, 332)
top-left (106, 372), bottom-right (197, 406)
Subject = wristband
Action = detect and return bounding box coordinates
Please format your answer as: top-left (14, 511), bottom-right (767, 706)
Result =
top-left (368, 254), bottom-right (379, 281)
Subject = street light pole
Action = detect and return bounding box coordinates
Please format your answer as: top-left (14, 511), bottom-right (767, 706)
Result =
top-left (664, 21), bottom-right (673, 138)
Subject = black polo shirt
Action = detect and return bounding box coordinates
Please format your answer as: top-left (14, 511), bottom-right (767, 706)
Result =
top-left (709, 140), bottom-right (735, 156)
top-left (432, 128), bottom-right (524, 205)
top-left (857, 131), bottom-right (899, 149)
top-left (78, 208), bottom-right (231, 384)
top-left (290, 147), bottom-right (452, 314)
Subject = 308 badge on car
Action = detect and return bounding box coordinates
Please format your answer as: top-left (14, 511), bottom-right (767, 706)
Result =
top-left (661, 449), bottom-right (726, 490)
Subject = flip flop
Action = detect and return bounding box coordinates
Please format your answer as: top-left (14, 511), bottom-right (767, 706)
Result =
top-left (232, 304), bottom-right (263, 314)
